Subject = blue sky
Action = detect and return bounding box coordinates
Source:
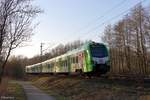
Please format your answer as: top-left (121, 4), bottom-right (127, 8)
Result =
top-left (13, 0), bottom-right (150, 58)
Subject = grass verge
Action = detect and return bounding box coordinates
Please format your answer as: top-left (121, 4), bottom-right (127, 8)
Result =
top-left (0, 79), bottom-right (26, 100)
top-left (30, 76), bottom-right (150, 100)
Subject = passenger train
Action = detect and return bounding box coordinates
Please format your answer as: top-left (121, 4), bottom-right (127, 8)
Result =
top-left (26, 41), bottom-right (110, 76)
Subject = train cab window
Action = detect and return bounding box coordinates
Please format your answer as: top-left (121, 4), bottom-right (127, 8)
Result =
top-left (90, 44), bottom-right (108, 58)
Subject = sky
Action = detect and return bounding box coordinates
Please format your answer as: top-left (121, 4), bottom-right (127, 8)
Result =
top-left (12, 0), bottom-right (150, 58)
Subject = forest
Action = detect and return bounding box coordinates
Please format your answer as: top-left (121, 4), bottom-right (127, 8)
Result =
top-left (102, 4), bottom-right (150, 77)
top-left (2, 4), bottom-right (150, 79)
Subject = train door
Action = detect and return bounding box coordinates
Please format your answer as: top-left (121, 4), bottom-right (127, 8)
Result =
top-left (78, 52), bottom-right (84, 70)
top-left (67, 56), bottom-right (71, 73)
top-left (84, 50), bottom-right (92, 72)
top-left (64, 60), bottom-right (67, 72)
top-left (70, 56), bottom-right (76, 72)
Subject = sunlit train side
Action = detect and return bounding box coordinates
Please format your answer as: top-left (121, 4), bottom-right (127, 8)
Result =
top-left (26, 41), bottom-right (110, 75)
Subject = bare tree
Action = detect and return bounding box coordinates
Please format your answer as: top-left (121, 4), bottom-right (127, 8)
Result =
top-left (0, 0), bottom-right (41, 83)
top-left (102, 4), bottom-right (150, 78)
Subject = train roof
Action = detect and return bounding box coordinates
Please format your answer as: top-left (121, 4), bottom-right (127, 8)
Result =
top-left (26, 62), bottom-right (41, 68)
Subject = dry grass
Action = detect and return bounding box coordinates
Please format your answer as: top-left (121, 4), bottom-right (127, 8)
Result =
top-left (31, 76), bottom-right (150, 100)
top-left (6, 82), bottom-right (26, 100)
top-left (0, 77), bottom-right (9, 96)
top-left (0, 78), bottom-right (26, 100)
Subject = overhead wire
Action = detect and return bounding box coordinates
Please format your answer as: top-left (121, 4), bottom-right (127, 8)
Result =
top-left (73, 0), bottom-right (128, 35)
top-left (78, 0), bottom-right (148, 40)
top-left (62, 0), bottom-right (129, 44)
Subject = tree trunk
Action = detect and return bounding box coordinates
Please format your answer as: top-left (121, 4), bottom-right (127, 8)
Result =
top-left (0, 44), bottom-right (12, 84)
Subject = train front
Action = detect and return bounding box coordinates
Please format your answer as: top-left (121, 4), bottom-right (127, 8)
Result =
top-left (90, 43), bottom-right (110, 75)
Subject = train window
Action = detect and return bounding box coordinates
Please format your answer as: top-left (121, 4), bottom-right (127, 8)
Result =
top-left (32, 68), bottom-right (34, 72)
top-left (66, 60), bottom-right (68, 67)
top-left (51, 63), bottom-right (54, 67)
top-left (72, 57), bottom-right (73, 63)
top-left (73, 57), bottom-right (76, 63)
top-left (76, 56), bottom-right (78, 63)
top-left (59, 61), bottom-right (61, 67)
top-left (64, 61), bottom-right (65, 67)
top-left (71, 57), bottom-right (74, 64)
top-left (48, 64), bottom-right (51, 68)
top-left (70, 58), bottom-right (72, 64)
top-left (27, 68), bottom-right (29, 72)
top-left (64, 60), bottom-right (67, 67)
top-left (62, 61), bottom-right (63, 67)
